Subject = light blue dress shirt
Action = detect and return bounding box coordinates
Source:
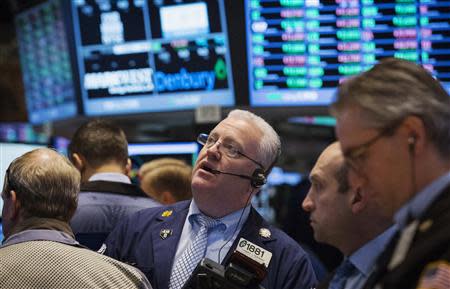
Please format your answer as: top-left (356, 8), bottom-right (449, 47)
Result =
top-left (340, 226), bottom-right (397, 289)
top-left (171, 200), bottom-right (251, 272)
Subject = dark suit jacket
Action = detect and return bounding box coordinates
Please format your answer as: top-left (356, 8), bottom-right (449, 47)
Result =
top-left (70, 180), bottom-right (160, 250)
top-left (104, 200), bottom-right (317, 289)
top-left (364, 184), bottom-right (450, 289)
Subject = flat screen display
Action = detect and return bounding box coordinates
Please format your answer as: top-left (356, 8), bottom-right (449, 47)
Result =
top-left (128, 142), bottom-right (199, 182)
top-left (15, 0), bottom-right (78, 124)
top-left (50, 136), bottom-right (71, 156)
top-left (0, 143), bottom-right (47, 216)
top-left (71, 0), bottom-right (234, 116)
top-left (246, 1), bottom-right (450, 107)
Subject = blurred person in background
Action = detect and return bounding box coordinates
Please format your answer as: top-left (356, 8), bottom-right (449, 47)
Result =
top-left (139, 158), bottom-right (192, 204)
top-left (69, 119), bottom-right (160, 250)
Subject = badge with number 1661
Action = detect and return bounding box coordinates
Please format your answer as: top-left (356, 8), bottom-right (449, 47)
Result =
top-left (236, 238), bottom-right (273, 268)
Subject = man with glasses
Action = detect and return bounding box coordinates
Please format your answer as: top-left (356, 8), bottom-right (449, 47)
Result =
top-left (330, 58), bottom-right (450, 289)
top-left (103, 109), bottom-right (317, 289)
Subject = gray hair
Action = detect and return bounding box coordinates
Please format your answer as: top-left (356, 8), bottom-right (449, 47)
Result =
top-left (4, 148), bottom-right (80, 221)
top-left (227, 109), bottom-right (281, 172)
top-left (331, 58), bottom-right (450, 157)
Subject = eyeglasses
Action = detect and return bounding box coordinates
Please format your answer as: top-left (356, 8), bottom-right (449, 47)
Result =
top-left (197, 133), bottom-right (264, 169)
top-left (342, 125), bottom-right (397, 171)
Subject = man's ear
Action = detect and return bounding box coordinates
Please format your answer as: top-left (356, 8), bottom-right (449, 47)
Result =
top-left (125, 158), bottom-right (132, 176)
top-left (401, 115), bottom-right (427, 156)
top-left (350, 186), bottom-right (367, 214)
top-left (71, 153), bottom-right (85, 172)
top-left (10, 190), bottom-right (21, 219)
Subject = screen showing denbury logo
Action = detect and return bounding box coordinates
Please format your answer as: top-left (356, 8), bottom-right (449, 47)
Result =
top-left (154, 59), bottom-right (227, 92)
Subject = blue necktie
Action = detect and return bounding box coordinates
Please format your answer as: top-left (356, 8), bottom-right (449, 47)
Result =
top-left (169, 214), bottom-right (220, 289)
top-left (329, 259), bottom-right (356, 289)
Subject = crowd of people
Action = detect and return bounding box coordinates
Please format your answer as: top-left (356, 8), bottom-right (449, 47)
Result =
top-left (1, 58), bottom-right (449, 289)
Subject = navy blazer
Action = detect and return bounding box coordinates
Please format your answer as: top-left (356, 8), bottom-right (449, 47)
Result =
top-left (104, 200), bottom-right (317, 289)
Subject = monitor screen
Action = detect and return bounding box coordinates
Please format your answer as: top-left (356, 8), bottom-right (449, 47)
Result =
top-left (246, 1), bottom-right (450, 107)
top-left (128, 142), bottom-right (199, 182)
top-left (50, 136), bottom-right (71, 156)
top-left (15, 0), bottom-right (78, 124)
top-left (0, 143), bottom-right (47, 217)
top-left (71, 0), bottom-right (234, 116)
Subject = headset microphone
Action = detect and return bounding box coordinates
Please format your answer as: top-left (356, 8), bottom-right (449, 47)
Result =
top-left (209, 168), bottom-right (266, 188)
top-left (210, 169), bottom-right (252, 180)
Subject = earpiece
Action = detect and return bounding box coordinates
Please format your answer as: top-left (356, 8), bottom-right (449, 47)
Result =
top-left (250, 168), bottom-right (267, 188)
top-left (408, 135), bottom-right (416, 153)
top-left (250, 147), bottom-right (281, 188)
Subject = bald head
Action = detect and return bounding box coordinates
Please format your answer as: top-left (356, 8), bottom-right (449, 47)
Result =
top-left (302, 142), bottom-right (394, 255)
top-left (4, 148), bottom-right (80, 222)
top-left (315, 142), bottom-right (350, 194)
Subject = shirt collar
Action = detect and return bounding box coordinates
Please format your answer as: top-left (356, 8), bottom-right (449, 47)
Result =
top-left (2, 229), bottom-right (79, 247)
top-left (349, 225), bottom-right (398, 276)
top-left (187, 200), bottom-right (251, 234)
top-left (394, 171), bottom-right (450, 229)
top-left (89, 172), bottom-right (131, 184)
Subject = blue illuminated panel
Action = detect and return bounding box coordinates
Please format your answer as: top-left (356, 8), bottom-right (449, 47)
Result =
top-left (15, 0), bottom-right (77, 124)
top-left (71, 0), bottom-right (234, 116)
top-left (246, 1), bottom-right (450, 107)
top-left (128, 142), bottom-right (199, 183)
top-left (128, 142), bottom-right (199, 167)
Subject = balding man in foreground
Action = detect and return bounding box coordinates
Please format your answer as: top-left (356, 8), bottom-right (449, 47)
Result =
top-left (0, 148), bottom-right (152, 289)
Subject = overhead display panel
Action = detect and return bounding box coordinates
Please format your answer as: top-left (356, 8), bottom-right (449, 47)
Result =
top-left (246, 0), bottom-right (450, 107)
top-left (15, 0), bottom-right (78, 124)
top-left (72, 0), bottom-right (234, 116)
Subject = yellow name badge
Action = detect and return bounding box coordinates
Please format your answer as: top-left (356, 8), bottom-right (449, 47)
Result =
top-left (236, 238), bottom-right (272, 268)
top-left (161, 210), bottom-right (173, 217)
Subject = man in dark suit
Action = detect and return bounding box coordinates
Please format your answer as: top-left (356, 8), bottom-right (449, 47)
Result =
top-left (330, 58), bottom-right (450, 289)
top-left (104, 109), bottom-right (317, 289)
top-left (68, 119), bottom-right (160, 250)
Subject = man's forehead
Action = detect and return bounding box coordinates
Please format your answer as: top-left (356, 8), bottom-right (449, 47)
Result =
top-left (310, 145), bottom-right (343, 179)
top-left (320, 144), bottom-right (344, 166)
top-left (212, 118), bottom-right (262, 140)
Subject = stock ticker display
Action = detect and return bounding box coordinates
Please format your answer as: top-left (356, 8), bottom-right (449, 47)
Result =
top-left (71, 0), bottom-right (234, 116)
top-left (15, 0), bottom-right (77, 124)
top-left (246, 0), bottom-right (450, 107)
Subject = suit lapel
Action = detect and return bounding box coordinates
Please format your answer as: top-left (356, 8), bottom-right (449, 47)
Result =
top-left (222, 207), bottom-right (276, 265)
top-left (382, 186), bottom-right (450, 286)
top-left (152, 202), bottom-right (190, 289)
top-left (365, 184), bottom-right (450, 289)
